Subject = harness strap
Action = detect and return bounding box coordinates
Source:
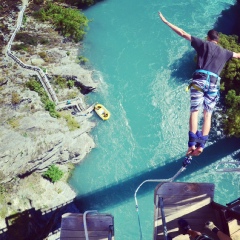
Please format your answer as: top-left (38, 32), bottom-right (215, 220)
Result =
top-left (186, 83), bottom-right (203, 92)
top-left (186, 69), bottom-right (220, 95)
top-left (188, 131), bottom-right (208, 149)
top-left (195, 69), bottom-right (220, 80)
top-left (189, 137), bottom-right (206, 144)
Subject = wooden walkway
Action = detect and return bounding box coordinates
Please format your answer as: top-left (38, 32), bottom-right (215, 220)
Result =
top-left (6, 2), bottom-right (58, 103)
top-left (60, 212), bottom-right (114, 240)
top-left (153, 182), bottom-right (222, 240)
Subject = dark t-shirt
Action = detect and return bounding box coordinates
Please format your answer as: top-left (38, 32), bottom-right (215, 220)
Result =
top-left (191, 36), bottom-right (233, 75)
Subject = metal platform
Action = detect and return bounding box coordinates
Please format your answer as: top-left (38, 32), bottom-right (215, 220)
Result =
top-left (153, 182), bottom-right (222, 240)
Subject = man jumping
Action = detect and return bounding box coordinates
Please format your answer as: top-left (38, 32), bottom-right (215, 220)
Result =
top-left (158, 12), bottom-right (240, 156)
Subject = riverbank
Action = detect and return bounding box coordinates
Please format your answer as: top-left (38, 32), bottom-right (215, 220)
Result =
top-left (0, 0), bottom-right (98, 238)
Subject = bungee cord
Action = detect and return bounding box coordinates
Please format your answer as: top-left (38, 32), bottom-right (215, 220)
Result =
top-left (134, 156), bottom-right (192, 240)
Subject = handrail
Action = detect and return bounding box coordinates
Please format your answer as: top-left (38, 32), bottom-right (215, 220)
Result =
top-left (83, 210), bottom-right (98, 240)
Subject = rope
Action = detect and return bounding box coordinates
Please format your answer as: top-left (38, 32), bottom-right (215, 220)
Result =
top-left (134, 156), bottom-right (192, 240)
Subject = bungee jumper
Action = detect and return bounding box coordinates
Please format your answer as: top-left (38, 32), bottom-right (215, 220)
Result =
top-left (158, 12), bottom-right (240, 156)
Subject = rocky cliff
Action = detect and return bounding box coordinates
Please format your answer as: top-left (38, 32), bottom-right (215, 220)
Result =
top-left (0, 0), bottom-right (98, 237)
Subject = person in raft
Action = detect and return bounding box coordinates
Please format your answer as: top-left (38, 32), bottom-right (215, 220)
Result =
top-left (158, 12), bottom-right (240, 156)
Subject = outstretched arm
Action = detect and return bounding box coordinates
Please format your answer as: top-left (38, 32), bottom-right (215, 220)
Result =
top-left (158, 12), bottom-right (191, 41)
top-left (233, 52), bottom-right (240, 58)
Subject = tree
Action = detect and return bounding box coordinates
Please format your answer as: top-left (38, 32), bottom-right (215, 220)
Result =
top-left (219, 33), bottom-right (240, 136)
top-left (35, 2), bottom-right (89, 42)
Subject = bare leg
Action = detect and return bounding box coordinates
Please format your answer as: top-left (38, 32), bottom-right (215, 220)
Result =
top-left (189, 110), bottom-right (199, 133)
top-left (186, 111), bottom-right (198, 155)
top-left (217, 231), bottom-right (232, 240)
top-left (187, 229), bottom-right (202, 238)
top-left (202, 109), bottom-right (212, 135)
top-left (192, 110), bottom-right (212, 154)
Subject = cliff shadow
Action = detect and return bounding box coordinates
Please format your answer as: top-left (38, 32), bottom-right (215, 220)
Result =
top-left (214, 0), bottom-right (240, 38)
top-left (75, 137), bottom-right (240, 212)
top-left (0, 199), bottom-right (79, 240)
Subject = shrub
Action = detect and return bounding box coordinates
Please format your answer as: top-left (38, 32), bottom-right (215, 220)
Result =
top-left (67, 80), bottom-right (74, 88)
top-left (66, 90), bottom-right (78, 99)
top-left (60, 111), bottom-right (80, 131)
top-left (43, 165), bottom-right (63, 183)
top-left (15, 33), bottom-right (38, 46)
top-left (23, 14), bottom-right (27, 24)
top-left (45, 100), bottom-right (60, 118)
top-left (54, 76), bottom-right (67, 89)
top-left (35, 2), bottom-right (89, 42)
top-left (78, 55), bottom-right (88, 64)
top-left (11, 44), bottom-right (29, 52)
top-left (7, 117), bottom-right (20, 129)
top-left (11, 91), bottom-right (21, 105)
top-left (39, 38), bottom-right (49, 45)
top-left (38, 51), bottom-right (47, 59)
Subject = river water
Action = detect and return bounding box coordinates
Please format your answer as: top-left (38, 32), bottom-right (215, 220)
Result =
top-left (69, 1), bottom-right (240, 239)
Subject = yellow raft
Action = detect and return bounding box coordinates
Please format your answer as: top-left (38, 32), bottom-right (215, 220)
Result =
top-left (94, 103), bottom-right (110, 120)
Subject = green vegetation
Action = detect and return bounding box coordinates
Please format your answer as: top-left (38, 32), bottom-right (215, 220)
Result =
top-left (45, 100), bottom-right (60, 118)
top-left (54, 76), bottom-right (67, 89)
top-left (60, 111), bottom-right (80, 131)
top-left (66, 90), bottom-right (79, 99)
top-left (38, 51), bottom-right (47, 59)
top-left (39, 38), bottom-right (49, 45)
top-left (11, 91), bottom-right (21, 105)
top-left (67, 80), bottom-right (74, 88)
top-left (35, 2), bottom-right (89, 42)
top-left (11, 44), bottom-right (29, 52)
top-left (26, 78), bottom-right (80, 129)
top-left (0, 184), bottom-right (6, 195)
top-left (218, 33), bottom-right (240, 137)
top-left (15, 33), bottom-right (38, 46)
top-left (14, 33), bottom-right (49, 49)
top-left (54, 76), bottom-right (75, 89)
top-left (77, 55), bottom-right (89, 64)
top-left (43, 165), bottom-right (64, 183)
top-left (7, 117), bottom-right (20, 129)
top-left (23, 14), bottom-right (27, 25)
top-left (26, 78), bottom-right (60, 118)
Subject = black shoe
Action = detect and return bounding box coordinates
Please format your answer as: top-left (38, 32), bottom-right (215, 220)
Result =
top-left (178, 218), bottom-right (191, 235)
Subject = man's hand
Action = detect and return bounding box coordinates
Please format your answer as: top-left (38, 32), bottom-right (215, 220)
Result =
top-left (158, 12), bottom-right (168, 24)
top-left (158, 11), bottom-right (191, 41)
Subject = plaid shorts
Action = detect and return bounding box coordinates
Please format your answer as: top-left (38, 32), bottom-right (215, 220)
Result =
top-left (190, 71), bottom-right (220, 113)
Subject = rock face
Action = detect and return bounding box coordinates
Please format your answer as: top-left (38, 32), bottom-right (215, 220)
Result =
top-left (0, 108), bottom-right (95, 182)
top-left (0, 0), bottom-right (99, 236)
top-left (0, 0), bottom-right (97, 183)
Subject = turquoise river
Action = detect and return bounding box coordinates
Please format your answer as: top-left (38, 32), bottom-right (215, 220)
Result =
top-left (69, 0), bottom-right (240, 239)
